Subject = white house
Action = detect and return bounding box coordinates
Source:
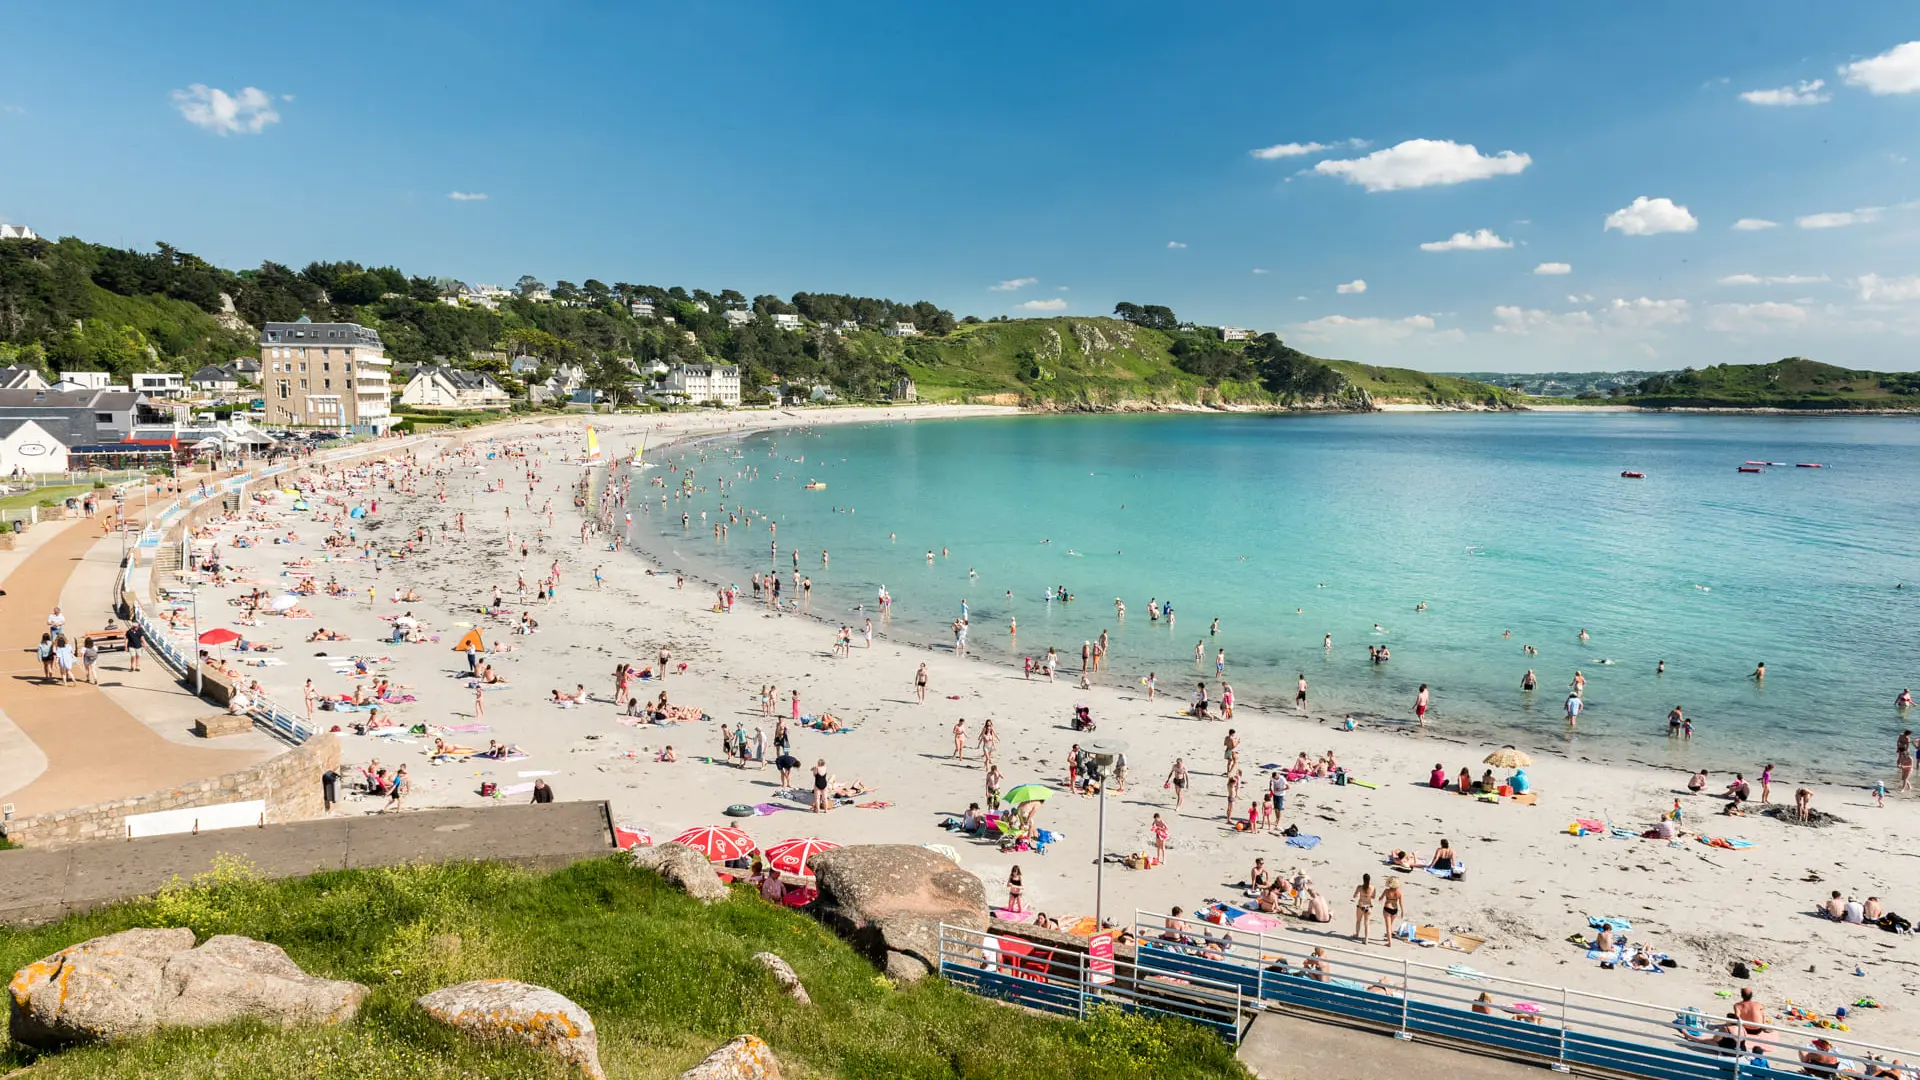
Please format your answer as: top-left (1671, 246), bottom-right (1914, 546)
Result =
top-left (131, 372), bottom-right (187, 398)
top-left (630, 300), bottom-right (655, 318)
top-left (1218, 326), bottom-right (1251, 342)
top-left (398, 365), bottom-right (512, 410)
top-left (723, 309), bottom-right (754, 328)
top-left (0, 367), bottom-right (49, 391)
top-left (663, 363), bottom-right (741, 406)
top-left (885, 322), bottom-right (919, 337)
top-left (772, 313), bottom-right (803, 331)
top-left (58, 371), bottom-right (114, 391)
top-left (837, 320), bottom-right (860, 333)
top-left (691, 300), bottom-right (710, 313)
top-left (0, 418), bottom-right (71, 473)
top-left (0, 224), bottom-right (37, 241)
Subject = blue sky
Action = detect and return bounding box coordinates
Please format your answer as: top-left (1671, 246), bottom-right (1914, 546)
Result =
top-left (4, 2), bottom-right (1920, 372)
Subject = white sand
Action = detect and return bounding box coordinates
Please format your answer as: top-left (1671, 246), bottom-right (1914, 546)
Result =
top-left (168, 404), bottom-right (1920, 1046)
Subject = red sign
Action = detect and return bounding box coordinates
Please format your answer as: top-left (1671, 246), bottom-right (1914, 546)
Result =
top-left (1088, 931), bottom-right (1114, 984)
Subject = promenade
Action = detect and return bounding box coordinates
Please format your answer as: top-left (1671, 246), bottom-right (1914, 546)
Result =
top-left (0, 502), bottom-right (268, 819)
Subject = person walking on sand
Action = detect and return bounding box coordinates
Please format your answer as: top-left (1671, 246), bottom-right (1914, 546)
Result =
top-left (473, 683), bottom-right (485, 720)
top-left (1166, 758), bottom-right (1189, 810)
top-left (811, 759), bottom-right (830, 813)
top-left (791, 689), bottom-right (800, 720)
top-left (985, 763), bottom-right (1003, 809)
top-left (979, 717), bottom-right (998, 765)
top-left (1150, 812), bottom-right (1169, 865)
top-left (1296, 674), bottom-right (1309, 712)
top-left (1898, 730), bottom-right (1913, 792)
top-left (304, 678), bottom-right (317, 725)
top-left (1352, 874), bottom-right (1376, 942)
top-left (1760, 763), bottom-right (1775, 805)
top-left (1145, 671), bottom-right (1157, 701)
top-left (951, 718), bottom-right (967, 761)
top-left (914, 663), bottom-right (929, 704)
top-left (1414, 684), bottom-right (1430, 727)
top-left (1225, 767), bottom-right (1242, 821)
top-left (1224, 728), bottom-right (1241, 774)
top-left (1380, 878), bottom-right (1405, 945)
top-left (1268, 768), bottom-right (1288, 828)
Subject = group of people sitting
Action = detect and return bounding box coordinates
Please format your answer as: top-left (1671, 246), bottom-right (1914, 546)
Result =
top-left (1243, 859), bottom-right (1332, 920)
top-left (1428, 763), bottom-right (1528, 795)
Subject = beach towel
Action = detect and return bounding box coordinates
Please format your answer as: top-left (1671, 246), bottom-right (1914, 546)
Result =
top-left (751, 803), bottom-right (788, 816)
top-left (1231, 912), bottom-right (1281, 932)
top-left (1586, 942), bottom-right (1628, 963)
top-left (1589, 916), bottom-right (1633, 931)
top-left (495, 782), bottom-right (535, 797)
top-left (1426, 860), bottom-right (1465, 878)
top-left (1286, 834), bottom-right (1323, 850)
top-left (993, 908), bottom-right (1036, 924)
top-left (1699, 836), bottom-right (1754, 849)
top-left (439, 723), bottom-right (492, 734)
top-left (1445, 965), bottom-right (1490, 982)
top-left (855, 800), bottom-right (892, 809)
top-left (516, 770), bottom-right (558, 778)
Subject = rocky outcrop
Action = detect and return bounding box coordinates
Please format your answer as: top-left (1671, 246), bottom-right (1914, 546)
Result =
top-left (8, 929), bottom-right (366, 1048)
top-left (415, 979), bottom-right (603, 1080)
top-left (750, 952), bottom-right (809, 1005)
top-left (630, 842), bottom-right (732, 903)
top-left (807, 844), bottom-right (988, 982)
top-left (682, 1034), bottom-right (783, 1079)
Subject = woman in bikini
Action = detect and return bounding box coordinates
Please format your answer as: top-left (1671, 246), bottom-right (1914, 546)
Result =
top-left (1006, 865), bottom-right (1025, 913)
top-left (1380, 879), bottom-right (1405, 945)
top-left (1166, 758), bottom-right (1189, 810)
top-left (1428, 838), bottom-right (1457, 874)
top-left (1352, 874), bottom-right (1376, 942)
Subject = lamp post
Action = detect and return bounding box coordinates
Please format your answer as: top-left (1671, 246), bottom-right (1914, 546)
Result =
top-left (1083, 737), bottom-right (1128, 932)
top-left (190, 579), bottom-right (202, 697)
top-left (113, 491), bottom-right (126, 568)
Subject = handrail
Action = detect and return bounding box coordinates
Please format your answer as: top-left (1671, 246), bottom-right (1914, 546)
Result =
top-left (1136, 909), bottom-right (1915, 1075)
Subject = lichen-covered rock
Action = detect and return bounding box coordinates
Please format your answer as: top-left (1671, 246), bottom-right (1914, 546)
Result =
top-left (415, 978), bottom-right (603, 1079)
top-left (8, 929), bottom-right (364, 1049)
top-left (682, 1034), bottom-right (783, 1079)
top-left (750, 952), bottom-right (809, 1005)
top-left (808, 845), bottom-right (988, 982)
top-left (630, 842), bottom-right (731, 903)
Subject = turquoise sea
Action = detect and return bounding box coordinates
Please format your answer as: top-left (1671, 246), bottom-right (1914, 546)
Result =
top-left (631, 412), bottom-right (1920, 780)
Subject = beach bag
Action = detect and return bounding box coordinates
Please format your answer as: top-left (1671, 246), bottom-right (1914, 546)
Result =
top-left (1731, 960), bottom-right (1751, 979)
top-left (479, 782), bottom-right (497, 797)
top-left (1283, 823), bottom-right (1300, 838)
top-left (1450, 866), bottom-right (1466, 882)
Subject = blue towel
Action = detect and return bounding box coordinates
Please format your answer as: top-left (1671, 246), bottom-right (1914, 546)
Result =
top-left (1588, 915), bottom-right (1633, 931)
top-left (1286, 835), bottom-right (1322, 849)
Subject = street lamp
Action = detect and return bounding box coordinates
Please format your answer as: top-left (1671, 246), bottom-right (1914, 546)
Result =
top-left (1083, 737), bottom-right (1128, 931)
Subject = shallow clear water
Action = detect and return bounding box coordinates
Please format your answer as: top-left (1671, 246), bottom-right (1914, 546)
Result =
top-left (627, 412), bottom-right (1920, 780)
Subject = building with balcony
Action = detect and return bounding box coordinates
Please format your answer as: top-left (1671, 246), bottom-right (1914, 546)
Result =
top-left (259, 317), bottom-right (393, 432)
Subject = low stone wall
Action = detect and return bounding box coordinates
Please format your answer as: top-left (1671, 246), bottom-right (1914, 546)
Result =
top-left (0, 734), bottom-right (339, 850)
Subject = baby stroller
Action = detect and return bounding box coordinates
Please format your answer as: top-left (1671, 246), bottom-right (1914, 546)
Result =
top-left (1071, 703), bottom-right (1096, 731)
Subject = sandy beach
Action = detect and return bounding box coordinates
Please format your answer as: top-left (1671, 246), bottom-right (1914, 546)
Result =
top-left (161, 403), bottom-right (1920, 1047)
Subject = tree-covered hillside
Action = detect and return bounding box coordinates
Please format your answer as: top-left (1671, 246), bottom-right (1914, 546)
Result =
top-left (0, 234), bottom-right (1518, 409)
top-left (1628, 357), bottom-right (1920, 409)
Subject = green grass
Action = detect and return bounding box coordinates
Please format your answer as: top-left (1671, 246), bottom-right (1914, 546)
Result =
top-left (1321, 360), bottom-right (1520, 407)
top-left (1626, 357), bottom-right (1920, 409)
top-left (0, 857), bottom-right (1247, 1080)
top-left (0, 484), bottom-right (95, 512)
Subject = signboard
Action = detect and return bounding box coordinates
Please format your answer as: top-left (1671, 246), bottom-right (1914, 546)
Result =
top-left (123, 799), bottom-right (265, 839)
top-left (1088, 931), bottom-right (1114, 985)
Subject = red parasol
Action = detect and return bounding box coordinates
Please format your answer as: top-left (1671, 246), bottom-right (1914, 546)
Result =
top-left (764, 837), bottom-right (841, 877)
top-left (668, 825), bottom-right (756, 861)
top-left (197, 628), bottom-right (242, 646)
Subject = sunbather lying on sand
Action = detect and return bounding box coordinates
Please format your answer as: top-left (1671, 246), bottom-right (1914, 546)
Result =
top-left (829, 780), bottom-right (871, 799)
top-left (431, 737), bottom-right (476, 759)
top-left (474, 741), bottom-right (524, 759)
top-left (307, 628), bottom-right (350, 642)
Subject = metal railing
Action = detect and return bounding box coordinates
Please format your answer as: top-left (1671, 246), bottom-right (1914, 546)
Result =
top-left (1130, 909), bottom-right (1914, 1079)
top-left (936, 922), bottom-right (1245, 1042)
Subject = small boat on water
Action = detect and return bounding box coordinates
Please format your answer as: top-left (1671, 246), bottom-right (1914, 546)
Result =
top-left (1737, 466), bottom-right (1765, 473)
top-left (804, 483), bottom-right (828, 490)
top-left (1796, 463), bottom-right (1825, 468)
top-left (1745, 460), bottom-right (1787, 466)
top-left (1620, 471), bottom-right (1645, 479)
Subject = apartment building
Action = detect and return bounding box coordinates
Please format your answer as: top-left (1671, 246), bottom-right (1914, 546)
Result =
top-left (259, 317), bottom-right (393, 432)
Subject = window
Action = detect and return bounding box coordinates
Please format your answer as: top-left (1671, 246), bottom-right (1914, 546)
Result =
top-left (300, 379), bottom-right (307, 389)
top-left (346, 379), bottom-right (354, 388)
top-left (322, 362), bottom-right (330, 371)
top-left (278, 383), bottom-right (290, 400)
top-left (299, 363), bottom-right (307, 372)
top-left (323, 379), bottom-right (331, 390)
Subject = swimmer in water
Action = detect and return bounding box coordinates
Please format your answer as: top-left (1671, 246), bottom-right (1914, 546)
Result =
top-left (1502, 630), bottom-right (1512, 639)
top-left (1578, 628), bottom-right (1590, 643)
top-left (1324, 634), bottom-right (1332, 649)
top-left (1415, 602), bottom-right (1427, 612)
top-left (1751, 662), bottom-right (1766, 680)
top-left (1373, 624), bottom-right (1385, 634)
top-left (1657, 659), bottom-right (1666, 674)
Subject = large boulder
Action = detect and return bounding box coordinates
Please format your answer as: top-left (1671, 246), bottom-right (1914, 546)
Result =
top-left (415, 979), bottom-right (603, 1080)
top-left (682, 1034), bottom-right (783, 1079)
top-left (9, 929), bottom-right (366, 1049)
top-left (807, 844), bottom-right (988, 982)
top-left (630, 842), bottom-right (731, 903)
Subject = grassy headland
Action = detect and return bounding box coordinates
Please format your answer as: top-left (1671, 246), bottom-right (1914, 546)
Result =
top-left (1624, 358), bottom-right (1920, 410)
top-left (0, 856), bottom-right (1247, 1080)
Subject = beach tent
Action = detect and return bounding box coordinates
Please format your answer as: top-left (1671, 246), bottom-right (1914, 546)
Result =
top-left (450, 628), bottom-right (487, 654)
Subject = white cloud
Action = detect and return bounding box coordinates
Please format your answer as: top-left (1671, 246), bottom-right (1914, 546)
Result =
top-left (1532, 262), bottom-right (1572, 275)
top-left (989, 277), bottom-right (1037, 292)
top-left (1605, 297), bottom-right (1691, 327)
top-left (1739, 79), bottom-right (1830, 106)
top-left (1251, 268), bottom-right (1270, 275)
top-left (1492, 306), bottom-right (1595, 335)
top-left (1732, 218), bottom-right (1780, 231)
top-left (1840, 41), bottom-right (1920, 95)
top-left (448, 191), bottom-right (487, 201)
top-left (1856, 273), bottom-right (1920, 302)
top-left (1250, 137), bottom-right (1366, 159)
top-left (0, 104), bottom-right (23, 116)
top-left (1335, 279), bottom-right (1367, 294)
top-left (1566, 293), bottom-right (1596, 303)
top-left (1018, 298), bottom-right (1067, 312)
top-left (1717, 272), bottom-right (1827, 285)
top-left (1311, 139), bottom-right (1530, 192)
top-left (1797, 208), bottom-right (1880, 229)
top-left (1706, 302), bottom-right (1809, 332)
top-left (1293, 314), bottom-right (1439, 342)
top-left (1604, 196), bottom-right (1698, 236)
top-left (170, 84), bottom-right (281, 135)
top-left (1166, 241), bottom-right (1187, 249)
top-left (1056, 285), bottom-right (1070, 292)
top-left (1419, 228), bottom-right (1514, 252)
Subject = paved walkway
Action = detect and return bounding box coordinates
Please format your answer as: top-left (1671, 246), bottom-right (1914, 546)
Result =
top-left (1239, 1011), bottom-right (1568, 1080)
top-left (0, 512), bottom-right (266, 818)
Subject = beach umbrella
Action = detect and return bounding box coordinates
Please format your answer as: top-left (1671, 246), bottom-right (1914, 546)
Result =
top-left (765, 837), bottom-right (840, 876)
top-left (267, 595), bottom-right (301, 611)
top-left (1003, 783), bottom-right (1054, 806)
top-left (920, 842), bottom-right (962, 865)
top-left (668, 825), bottom-right (756, 862)
top-left (1484, 746), bottom-right (1533, 768)
top-left (197, 628), bottom-right (242, 646)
